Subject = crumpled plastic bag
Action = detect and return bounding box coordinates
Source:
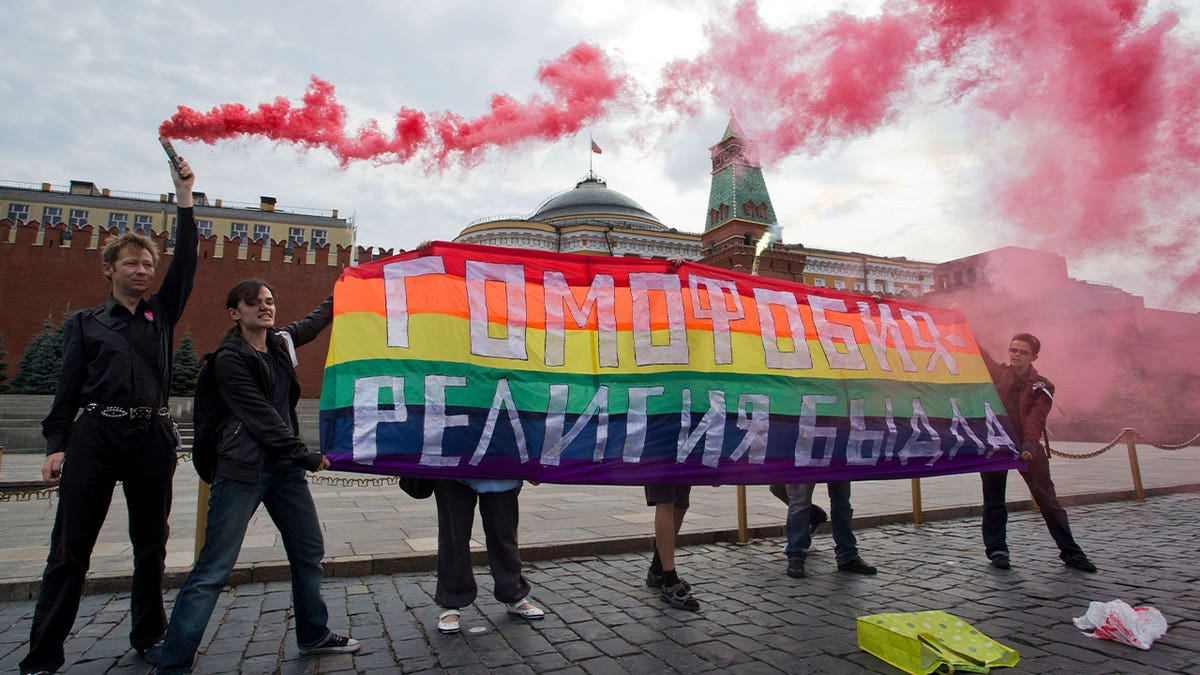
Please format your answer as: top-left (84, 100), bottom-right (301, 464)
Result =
top-left (1072, 600), bottom-right (1168, 650)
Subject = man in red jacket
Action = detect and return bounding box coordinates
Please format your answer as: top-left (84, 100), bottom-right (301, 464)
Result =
top-left (981, 332), bottom-right (1096, 572)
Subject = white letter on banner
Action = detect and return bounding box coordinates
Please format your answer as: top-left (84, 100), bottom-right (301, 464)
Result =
top-left (543, 271), bottom-right (618, 368)
top-left (383, 256), bottom-right (446, 348)
top-left (900, 309), bottom-right (959, 375)
top-left (629, 273), bottom-right (689, 365)
top-left (422, 375), bottom-right (468, 467)
top-left (845, 398), bottom-right (884, 466)
top-left (622, 386), bottom-right (665, 462)
top-left (795, 395), bottom-right (839, 467)
top-left (688, 275), bottom-right (745, 365)
top-left (946, 398), bottom-right (986, 460)
top-left (754, 288), bottom-right (813, 370)
top-left (466, 260), bottom-right (528, 360)
top-left (809, 295), bottom-right (867, 371)
top-left (676, 389), bottom-right (727, 468)
top-left (352, 376), bottom-right (406, 464)
top-left (882, 396), bottom-right (900, 461)
top-left (857, 301), bottom-right (917, 372)
top-left (729, 393), bottom-right (770, 464)
top-left (469, 379), bottom-right (529, 466)
top-left (542, 384), bottom-right (610, 466)
top-left (983, 401), bottom-right (1018, 457)
top-left (898, 397), bottom-right (942, 466)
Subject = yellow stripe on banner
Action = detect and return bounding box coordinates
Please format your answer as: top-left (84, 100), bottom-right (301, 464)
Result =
top-left (327, 312), bottom-right (994, 384)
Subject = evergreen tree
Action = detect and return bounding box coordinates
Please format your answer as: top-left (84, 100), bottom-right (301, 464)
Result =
top-left (14, 314), bottom-right (69, 394)
top-left (172, 333), bottom-right (200, 396)
top-left (0, 334), bottom-right (9, 394)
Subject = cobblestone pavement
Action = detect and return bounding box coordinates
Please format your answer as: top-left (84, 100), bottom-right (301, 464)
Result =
top-left (0, 494), bottom-right (1196, 674)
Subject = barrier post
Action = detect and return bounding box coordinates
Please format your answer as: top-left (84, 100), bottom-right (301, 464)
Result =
top-left (194, 479), bottom-right (210, 561)
top-left (1123, 428), bottom-right (1145, 501)
top-left (736, 485), bottom-right (749, 544)
top-left (910, 478), bottom-right (924, 525)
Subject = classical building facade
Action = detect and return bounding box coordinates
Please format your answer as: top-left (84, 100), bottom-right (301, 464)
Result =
top-left (454, 116), bottom-right (937, 297)
top-left (0, 178), bottom-right (355, 254)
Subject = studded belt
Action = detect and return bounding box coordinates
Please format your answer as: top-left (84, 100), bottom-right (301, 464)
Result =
top-left (83, 403), bottom-right (171, 420)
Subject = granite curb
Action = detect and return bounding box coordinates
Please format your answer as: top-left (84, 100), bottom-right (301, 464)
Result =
top-left (2, 482), bottom-right (1195, 603)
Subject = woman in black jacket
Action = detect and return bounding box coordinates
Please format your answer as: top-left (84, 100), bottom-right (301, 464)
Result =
top-left (152, 279), bottom-right (359, 673)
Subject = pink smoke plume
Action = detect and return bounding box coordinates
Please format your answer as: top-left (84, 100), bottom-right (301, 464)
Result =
top-left (159, 43), bottom-right (625, 168)
top-left (658, 0), bottom-right (1200, 300)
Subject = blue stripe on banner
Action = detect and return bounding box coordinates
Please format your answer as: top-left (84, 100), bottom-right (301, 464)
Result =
top-left (319, 405), bottom-right (1022, 485)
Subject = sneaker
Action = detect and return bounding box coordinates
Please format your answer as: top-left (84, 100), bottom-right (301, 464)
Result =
top-left (989, 553), bottom-right (1011, 570)
top-left (786, 558), bottom-right (806, 578)
top-left (809, 504), bottom-right (829, 536)
top-left (837, 557), bottom-right (878, 575)
top-left (646, 569), bottom-right (690, 591)
top-left (300, 633), bottom-right (361, 655)
top-left (1064, 556), bottom-right (1097, 573)
top-left (660, 581), bottom-right (700, 612)
top-left (141, 644), bottom-right (162, 665)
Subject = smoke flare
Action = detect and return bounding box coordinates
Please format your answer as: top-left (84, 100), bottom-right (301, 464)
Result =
top-left (159, 43), bottom-right (626, 168)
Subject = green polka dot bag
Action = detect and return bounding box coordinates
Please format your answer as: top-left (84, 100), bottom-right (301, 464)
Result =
top-left (857, 610), bottom-right (1020, 674)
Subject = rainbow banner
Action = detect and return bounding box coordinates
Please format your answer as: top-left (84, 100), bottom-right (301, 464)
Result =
top-left (320, 242), bottom-right (1021, 484)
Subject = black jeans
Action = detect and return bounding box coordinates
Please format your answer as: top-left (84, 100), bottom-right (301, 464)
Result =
top-left (21, 415), bottom-right (177, 673)
top-left (981, 447), bottom-right (1085, 562)
top-left (433, 480), bottom-right (530, 609)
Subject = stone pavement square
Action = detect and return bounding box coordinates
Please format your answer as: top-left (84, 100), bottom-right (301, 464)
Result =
top-left (0, 495), bottom-right (1197, 673)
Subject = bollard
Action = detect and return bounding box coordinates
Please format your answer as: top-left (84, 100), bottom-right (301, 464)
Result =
top-left (0, 444), bottom-right (4, 476)
top-left (194, 479), bottom-right (210, 561)
top-left (1122, 428), bottom-right (1145, 501)
top-left (910, 478), bottom-right (924, 525)
top-left (736, 485), bottom-right (749, 544)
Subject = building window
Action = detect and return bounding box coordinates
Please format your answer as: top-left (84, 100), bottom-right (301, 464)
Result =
top-left (834, 279), bottom-right (846, 290)
top-left (133, 214), bottom-right (155, 235)
top-left (853, 281), bottom-right (865, 291)
top-left (230, 222), bottom-right (248, 242)
top-left (874, 279), bottom-right (887, 291)
top-left (813, 278), bottom-right (827, 287)
top-left (252, 223), bottom-right (271, 242)
top-left (7, 203), bottom-right (30, 224)
top-left (312, 229), bottom-right (328, 246)
top-left (68, 209), bottom-right (89, 228)
top-left (108, 212), bottom-right (128, 232)
top-left (288, 227), bottom-right (305, 246)
top-left (42, 206), bottom-right (63, 227)
top-left (196, 219), bottom-right (213, 237)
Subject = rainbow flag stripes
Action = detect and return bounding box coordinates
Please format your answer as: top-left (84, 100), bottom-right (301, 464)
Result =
top-left (320, 242), bottom-right (1021, 484)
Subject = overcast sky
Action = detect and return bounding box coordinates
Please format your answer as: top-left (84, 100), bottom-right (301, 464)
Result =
top-left (3, 0), bottom-right (1197, 310)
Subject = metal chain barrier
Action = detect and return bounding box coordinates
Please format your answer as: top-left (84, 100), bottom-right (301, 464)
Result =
top-left (1127, 430), bottom-right (1200, 451)
top-left (1047, 431), bottom-right (1126, 460)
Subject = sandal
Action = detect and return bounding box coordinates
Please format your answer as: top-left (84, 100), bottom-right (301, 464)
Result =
top-left (437, 609), bottom-right (461, 634)
top-left (507, 598), bottom-right (545, 620)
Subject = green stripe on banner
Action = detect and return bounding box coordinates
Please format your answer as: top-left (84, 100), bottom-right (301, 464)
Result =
top-left (320, 359), bottom-right (1004, 418)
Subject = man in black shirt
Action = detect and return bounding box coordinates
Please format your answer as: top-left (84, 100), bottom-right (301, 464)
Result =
top-left (20, 157), bottom-right (198, 675)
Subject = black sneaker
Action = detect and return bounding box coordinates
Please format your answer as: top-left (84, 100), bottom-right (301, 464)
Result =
top-left (837, 557), bottom-right (878, 575)
top-left (1064, 556), bottom-right (1097, 573)
top-left (300, 633), bottom-right (361, 655)
top-left (141, 644), bottom-right (162, 665)
top-left (786, 558), bottom-right (806, 578)
top-left (989, 553), bottom-right (1011, 570)
top-left (660, 581), bottom-right (700, 612)
top-left (646, 569), bottom-right (690, 591)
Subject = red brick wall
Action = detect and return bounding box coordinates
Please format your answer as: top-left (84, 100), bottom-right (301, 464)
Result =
top-left (0, 218), bottom-right (394, 396)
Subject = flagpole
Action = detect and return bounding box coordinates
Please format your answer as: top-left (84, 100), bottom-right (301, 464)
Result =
top-left (589, 136), bottom-right (594, 175)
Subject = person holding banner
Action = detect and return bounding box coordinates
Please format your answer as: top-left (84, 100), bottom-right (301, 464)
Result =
top-left (979, 333), bottom-right (1096, 573)
top-left (149, 280), bottom-right (359, 674)
top-left (777, 482), bottom-right (877, 578)
top-left (644, 485), bottom-right (701, 611)
top-left (20, 157), bottom-right (197, 675)
top-left (432, 479), bottom-right (544, 633)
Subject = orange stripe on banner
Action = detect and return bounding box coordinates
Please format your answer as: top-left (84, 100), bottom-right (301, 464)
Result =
top-left (336, 273), bottom-right (982, 355)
